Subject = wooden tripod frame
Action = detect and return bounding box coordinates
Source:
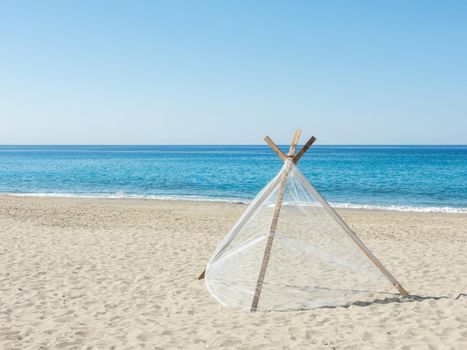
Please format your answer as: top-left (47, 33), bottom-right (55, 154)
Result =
top-left (200, 130), bottom-right (408, 312)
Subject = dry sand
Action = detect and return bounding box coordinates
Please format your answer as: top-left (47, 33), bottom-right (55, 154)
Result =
top-left (0, 195), bottom-right (466, 349)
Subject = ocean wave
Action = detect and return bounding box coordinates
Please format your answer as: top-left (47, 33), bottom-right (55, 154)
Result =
top-left (0, 192), bottom-right (249, 204)
top-left (1, 192), bottom-right (466, 213)
top-left (328, 202), bottom-right (467, 214)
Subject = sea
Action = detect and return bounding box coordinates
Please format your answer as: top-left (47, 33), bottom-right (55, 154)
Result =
top-left (0, 145), bottom-right (466, 213)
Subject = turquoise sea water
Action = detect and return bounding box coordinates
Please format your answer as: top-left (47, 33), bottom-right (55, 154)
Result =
top-left (0, 145), bottom-right (466, 212)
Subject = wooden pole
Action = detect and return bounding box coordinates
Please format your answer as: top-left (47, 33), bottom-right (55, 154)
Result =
top-left (250, 130), bottom-right (301, 312)
top-left (294, 170), bottom-right (409, 296)
top-left (293, 136), bottom-right (316, 164)
top-left (264, 136), bottom-right (287, 161)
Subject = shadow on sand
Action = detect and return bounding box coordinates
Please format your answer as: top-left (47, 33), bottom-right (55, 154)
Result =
top-left (337, 292), bottom-right (467, 309)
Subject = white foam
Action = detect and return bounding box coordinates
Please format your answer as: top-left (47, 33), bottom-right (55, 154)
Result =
top-left (1, 192), bottom-right (465, 213)
top-left (329, 202), bottom-right (467, 214)
top-left (0, 192), bottom-right (248, 204)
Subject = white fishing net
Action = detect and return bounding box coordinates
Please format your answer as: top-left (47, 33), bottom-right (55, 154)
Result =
top-left (205, 161), bottom-right (397, 312)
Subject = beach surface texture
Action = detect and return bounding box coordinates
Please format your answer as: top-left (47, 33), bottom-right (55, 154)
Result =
top-left (1, 195), bottom-right (466, 349)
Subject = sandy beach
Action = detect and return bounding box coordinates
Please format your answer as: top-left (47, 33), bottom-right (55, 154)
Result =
top-left (1, 195), bottom-right (466, 349)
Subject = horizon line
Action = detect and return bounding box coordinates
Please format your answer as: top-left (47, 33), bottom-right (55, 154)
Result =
top-left (0, 144), bottom-right (466, 147)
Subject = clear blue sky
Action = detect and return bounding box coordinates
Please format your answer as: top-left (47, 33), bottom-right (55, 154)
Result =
top-left (1, 1), bottom-right (466, 144)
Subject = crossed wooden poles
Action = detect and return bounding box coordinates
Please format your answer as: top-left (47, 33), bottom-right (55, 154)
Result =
top-left (200, 130), bottom-right (408, 312)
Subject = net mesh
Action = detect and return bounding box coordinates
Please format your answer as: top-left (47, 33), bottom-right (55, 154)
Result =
top-left (205, 162), bottom-right (394, 312)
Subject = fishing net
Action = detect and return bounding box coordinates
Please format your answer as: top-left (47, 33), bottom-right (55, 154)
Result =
top-left (204, 161), bottom-right (397, 312)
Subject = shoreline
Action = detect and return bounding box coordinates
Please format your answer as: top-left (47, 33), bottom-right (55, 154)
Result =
top-left (1, 193), bottom-right (466, 214)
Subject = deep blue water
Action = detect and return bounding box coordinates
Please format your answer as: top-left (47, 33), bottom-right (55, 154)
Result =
top-left (0, 145), bottom-right (466, 212)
